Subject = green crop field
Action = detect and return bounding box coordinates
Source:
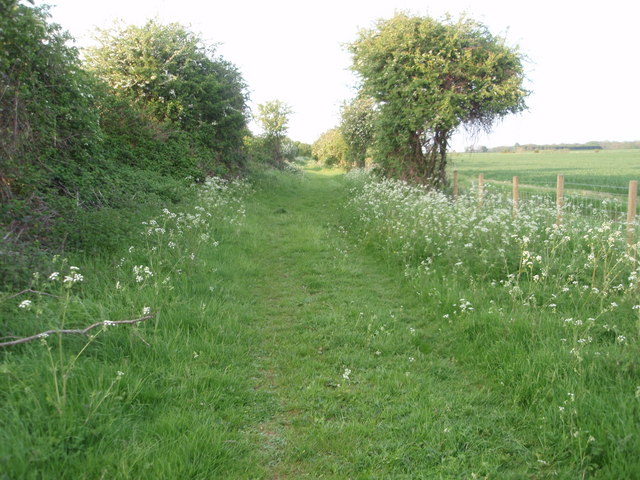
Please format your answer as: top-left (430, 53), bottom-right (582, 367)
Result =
top-left (450, 149), bottom-right (640, 194)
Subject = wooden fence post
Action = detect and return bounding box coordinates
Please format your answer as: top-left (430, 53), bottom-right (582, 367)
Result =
top-left (627, 180), bottom-right (638, 247)
top-left (453, 170), bottom-right (459, 199)
top-left (478, 173), bottom-right (484, 206)
top-left (512, 176), bottom-right (519, 215)
top-left (556, 175), bottom-right (564, 225)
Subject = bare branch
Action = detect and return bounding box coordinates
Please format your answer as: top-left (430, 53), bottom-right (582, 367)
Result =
top-left (6, 289), bottom-right (63, 300)
top-left (0, 315), bottom-right (155, 348)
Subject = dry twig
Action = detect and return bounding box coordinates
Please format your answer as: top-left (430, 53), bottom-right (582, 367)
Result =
top-left (7, 289), bottom-right (63, 300)
top-left (0, 314), bottom-right (154, 348)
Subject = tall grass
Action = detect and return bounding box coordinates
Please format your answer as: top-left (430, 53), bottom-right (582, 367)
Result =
top-left (0, 177), bottom-right (267, 478)
top-left (345, 169), bottom-right (640, 477)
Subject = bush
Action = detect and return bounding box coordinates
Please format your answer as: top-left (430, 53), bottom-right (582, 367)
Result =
top-left (0, 5), bottom-right (250, 288)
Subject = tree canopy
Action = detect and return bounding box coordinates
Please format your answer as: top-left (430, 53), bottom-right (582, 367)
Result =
top-left (85, 20), bottom-right (249, 169)
top-left (254, 100), bottom-right (293, 167)
top-left (339, 95), bottom-right (376, 168)
top-left (349, 12), bottom-right (528, 186)
top-left (0, 0), bottom-right (101, 201)
top-left (312, 128), bottom-right (347, 167)
top-left (1, 4), bottom-right (253, 280)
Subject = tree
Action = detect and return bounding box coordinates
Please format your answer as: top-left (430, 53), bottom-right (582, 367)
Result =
top-left (255, 100), bottom-right (293, 168)
top-left (312, 128), bottom-right (347, 167)
top-left (85, 20), bottom-right (249, 172)
top-left (0, 0), bottom-right (101, 201)
top-left (340, 95), bottom-right (376, 168)
top-left (349, 13), bottom-right (528, 187)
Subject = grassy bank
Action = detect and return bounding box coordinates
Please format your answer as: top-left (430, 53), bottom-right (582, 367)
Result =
top-left (1, 177), bottom-right (267, 478)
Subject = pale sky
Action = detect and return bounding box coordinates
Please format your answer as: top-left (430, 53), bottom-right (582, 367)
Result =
top-left (47, 0), bottom-right (640, 151)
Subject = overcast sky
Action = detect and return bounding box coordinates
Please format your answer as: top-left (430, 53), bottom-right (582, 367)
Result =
top-left (47, 0), bottom-right (640, 150)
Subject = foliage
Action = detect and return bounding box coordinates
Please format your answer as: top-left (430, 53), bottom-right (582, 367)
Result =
top-left (312, 128), bottom-right (348, 167)
top-left (85, 19), bottom-right (249, 174)
top-left (254, 100), bottom-right (293, 168)
top-left (244, 133), bottom-right (306, 168)
top-left (339, 95), bottom-right (376, 168)
top-left (487, 140), bottom-right (640, 152)
top-left (1, 5), bottom-right (252, 289)
top-left (292, 140), bottom-right (313, 159)
top-left (0, 0), bottom-right (112, 286)
top-left (348, 12), bottom-right (528, 186)
top-left (256, 99), bottom-right (292, 138)
top-left (0, 1), bottom-right (102, 202)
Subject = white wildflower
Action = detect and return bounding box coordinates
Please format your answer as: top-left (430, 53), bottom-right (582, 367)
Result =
top-left (133, 265), bottom-right (153, 281)
top-left (18, 299), bottom-right (32, 309)
top-left (63, 272), bottom-right (84, 284)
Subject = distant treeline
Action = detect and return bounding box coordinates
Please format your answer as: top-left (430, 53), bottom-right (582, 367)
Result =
top-left (466, 141), bottom-right (640, 153)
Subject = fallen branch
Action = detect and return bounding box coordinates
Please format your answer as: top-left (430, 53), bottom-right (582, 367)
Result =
top-left (0, 314), bottom-right (155, 348)
top-left (6, 289), bottom-right (63, 300)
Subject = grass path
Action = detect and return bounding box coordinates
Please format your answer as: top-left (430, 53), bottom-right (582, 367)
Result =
top-left (236, 169), bottom-right (540, 478)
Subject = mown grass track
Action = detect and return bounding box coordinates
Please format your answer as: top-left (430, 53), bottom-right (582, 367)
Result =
top-left (241, 169), bottom-right (549, 478)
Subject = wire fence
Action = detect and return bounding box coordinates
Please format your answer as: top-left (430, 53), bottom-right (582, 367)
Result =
top-left (453, 172), bottom-right (639, 244)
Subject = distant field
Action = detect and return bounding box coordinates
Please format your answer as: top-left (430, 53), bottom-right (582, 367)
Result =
top-left (450, 149), bottom-right (640, 194)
